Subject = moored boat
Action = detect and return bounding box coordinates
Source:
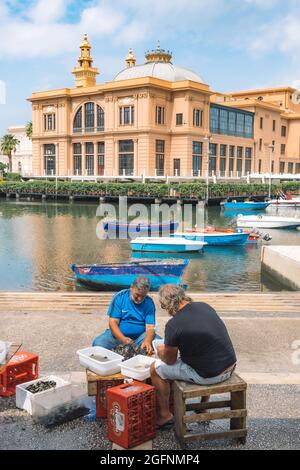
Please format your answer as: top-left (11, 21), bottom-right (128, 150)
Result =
top-left (71, 260), bottom-right (189, 291)
top-left (268, 197), bottom-right (300, 207)
top-left (130, 237), bottom-right (206, 253)
top-left (222, 201), bottom-right (270, 211)
top-left (237, 215), bottom-right (300, 229)
top-left (172, 231), bottom-right (249, 246)
top-left (103, 220), bottom-right (179, 235)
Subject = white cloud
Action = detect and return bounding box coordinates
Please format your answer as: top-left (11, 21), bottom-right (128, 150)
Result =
top-left (244, 0), bottom-right (280, 9)
top-left (80, 4), bottom-right (125, 36)
top-left (27, 0), bottom-right (70, 24)
top-left (0, 0), bottom-right (227, 59)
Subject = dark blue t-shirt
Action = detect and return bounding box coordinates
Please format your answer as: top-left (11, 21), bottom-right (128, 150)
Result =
top-left (107, 289), bottom-right (156, 339)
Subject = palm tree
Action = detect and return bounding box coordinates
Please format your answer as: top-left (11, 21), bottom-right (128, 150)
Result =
top-left (26, 121), bottom-right (33, 140)
top-left (0, 134), bottom-right (20, 173)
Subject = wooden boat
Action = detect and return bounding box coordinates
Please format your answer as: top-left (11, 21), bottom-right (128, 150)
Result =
top-left (130, 237), bottom-right (206, 253)
top-left (71, 260), bottom-right (189, 291)
top-left (103, 221), bottom-right (179, 235)
top-left (175, 230), bottom-right (249, 246)
top-left (222, 201), bottom-right (270, 211)
top-left (237, 215), bottom-right (300, 229)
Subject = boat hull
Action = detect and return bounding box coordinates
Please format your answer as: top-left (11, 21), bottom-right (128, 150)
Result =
top-left (173, 232), bottom-right (249, 246)
top-left (71, 261), bottom-right (188, 291)
top-left (130, 237), bottom-right (205, 253)
top-left (223, 202), bottom-right (270, 211)
top-left (103, 221), bottom-right (179, 235)
top-left (237, 217), bottom-right (300, 229)
top-left (268, 198), bottom-right (300, 207)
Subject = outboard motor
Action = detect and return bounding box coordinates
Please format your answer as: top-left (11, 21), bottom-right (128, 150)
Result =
top-left (263, 233), bottom-right (272, 242)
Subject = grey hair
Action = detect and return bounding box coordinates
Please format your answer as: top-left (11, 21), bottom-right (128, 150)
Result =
top-left (132, 276), bottom-right (151, 295)
top-left (159, 285), bottom-right (192, 316)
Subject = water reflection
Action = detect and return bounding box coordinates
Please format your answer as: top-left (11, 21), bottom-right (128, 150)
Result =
top-left (0, 199), bottom-right (299, 292)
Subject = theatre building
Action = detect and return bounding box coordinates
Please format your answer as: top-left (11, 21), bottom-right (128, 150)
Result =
top-left (29, 35), bottom-right (300, 178)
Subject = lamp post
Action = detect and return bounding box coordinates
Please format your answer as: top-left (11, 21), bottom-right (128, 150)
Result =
top-left (204, 135), bottom-right (212, 205)
top-left (268, 143), bottom-right (275, 199)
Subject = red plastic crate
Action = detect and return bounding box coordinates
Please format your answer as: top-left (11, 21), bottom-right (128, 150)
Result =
top-left (107, 381), bottom-right (156, 449)
top-left (96, 378), bottom-right (124, 418)
top-left (0, 352), bottom-right (39, 397)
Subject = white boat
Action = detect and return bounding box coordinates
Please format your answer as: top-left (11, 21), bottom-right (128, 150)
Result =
top-left (130, 237), bottom-right (206, 253)
top-left (268, 197), bottom-right (300, 207)
top-left (237, 215), bottom-right (300, 229)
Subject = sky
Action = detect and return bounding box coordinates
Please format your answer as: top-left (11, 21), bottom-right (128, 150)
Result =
top-left (1, 0), bottom-right (300, 135)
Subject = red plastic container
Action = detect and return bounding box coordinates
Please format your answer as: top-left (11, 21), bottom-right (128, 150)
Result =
top-left (0, 352), bottom-right (39, 397)
top-left (107, 381), bottom-right (156, 449)
top-left (96, 378), bottom-right (124, 418)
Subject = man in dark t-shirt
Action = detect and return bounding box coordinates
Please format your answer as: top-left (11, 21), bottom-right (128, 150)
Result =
top-left (150, 285), bottom-right (237, 429)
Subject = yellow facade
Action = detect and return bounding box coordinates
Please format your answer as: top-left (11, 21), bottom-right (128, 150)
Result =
top-left (29, 37), bottom-right (300, 178)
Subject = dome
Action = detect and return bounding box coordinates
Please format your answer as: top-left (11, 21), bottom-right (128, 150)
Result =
top-left (114, 44), bottom-right (204, 84)
top-left (114, 62), bottom-right (204, 83)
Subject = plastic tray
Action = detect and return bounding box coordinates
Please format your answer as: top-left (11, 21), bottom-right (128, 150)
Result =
top-left (77, 346), bottom-right (124, 376)
top-left (120, 355), bottom-right (156, 381)
top-left (16, 375), bottom-right (72, 416)
top-left (152, 339), bottom-right (164, 356)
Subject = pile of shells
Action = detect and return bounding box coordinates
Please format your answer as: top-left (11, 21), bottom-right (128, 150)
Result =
top-left (113, 342), bottom-right (148, 360)
top-left (26, 380), bottom-right (57, 394)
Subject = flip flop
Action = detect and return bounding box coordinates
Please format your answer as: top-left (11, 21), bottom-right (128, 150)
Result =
top-left (157, 419), bottom-right (174, 431)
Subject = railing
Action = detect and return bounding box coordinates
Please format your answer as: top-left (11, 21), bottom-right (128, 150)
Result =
top-left (73, 127), bottom-right (105, 134)
top-left (119, 169), bottom-right (134, 177)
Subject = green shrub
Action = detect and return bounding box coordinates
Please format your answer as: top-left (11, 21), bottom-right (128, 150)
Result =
top-left (0, 180), bottom-right (299, 198)
top-left (5, 172), bottom-right (22, 181)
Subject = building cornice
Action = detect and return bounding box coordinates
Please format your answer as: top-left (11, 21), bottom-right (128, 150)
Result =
top-left (28, 77), bottom-right (212, 102)
top-left (219, 99), bottom-right (283, 113)
top-left (226, 86), bottom-right (297, 96)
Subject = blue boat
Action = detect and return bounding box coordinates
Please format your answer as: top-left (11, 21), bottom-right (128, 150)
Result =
top-left (103, 221), bottom-right (179, 236)
top-left (222, 201), bottom-right (270, 211)
top-left (172, 230), bottom-right (249, 246)
top-left (71, 260), bottom-right (189, 291)
top-left (130, 237), bottom-right (206, 253)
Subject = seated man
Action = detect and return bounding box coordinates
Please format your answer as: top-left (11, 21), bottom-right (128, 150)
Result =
top-left (92, 276), bottom-right (160, 354)
top-left (151, 285), bottom-right (237, 429)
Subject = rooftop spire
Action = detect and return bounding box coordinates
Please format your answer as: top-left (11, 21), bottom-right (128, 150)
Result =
top-left (145, 42), bottom-right (172, 64)
top-left (72, 34), bottom-right (99, 88)
top-left (125, 48), bottom-right (136, 68)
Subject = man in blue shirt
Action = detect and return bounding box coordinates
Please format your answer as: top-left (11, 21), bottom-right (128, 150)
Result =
top-left (92, 276), bottom-right (160, 354)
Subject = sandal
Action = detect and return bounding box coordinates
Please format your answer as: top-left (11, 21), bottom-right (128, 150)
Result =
top-left (157, 419), bottom-right (174, 431)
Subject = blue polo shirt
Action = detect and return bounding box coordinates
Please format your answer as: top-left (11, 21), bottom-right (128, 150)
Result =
top-left (107, 289), bottom-right (156, 339)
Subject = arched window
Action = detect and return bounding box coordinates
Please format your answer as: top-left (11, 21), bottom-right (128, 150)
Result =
top-left (73, 107), bottom-right (82, 133)
top-left (73, 103), bottom-right (105, 134)
top-left (85, 102), bottom-right (95, 131)
top-left (97, 105), bottom-right (105, 131)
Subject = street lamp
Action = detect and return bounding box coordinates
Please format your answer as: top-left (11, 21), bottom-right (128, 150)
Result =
top-left (204, 135), bottom-right (212, 205)
top-left (268, 143), bottom-right (275, 199)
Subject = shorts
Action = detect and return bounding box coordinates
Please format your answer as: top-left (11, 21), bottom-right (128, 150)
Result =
top-left (155, 358), bottom-right (234, 385)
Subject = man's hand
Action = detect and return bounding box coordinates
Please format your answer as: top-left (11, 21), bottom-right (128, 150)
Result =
top-left (141, 341), bottom-right (153, 355)
top-left (122, 337), bottom-right (133, 345)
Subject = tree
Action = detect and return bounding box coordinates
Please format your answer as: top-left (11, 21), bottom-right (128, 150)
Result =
top-left (25, 121), bottom-right (33, 140)
top-left (0, 162), bottom-right (7, 176)
top-left (0, 134), bottom-right (20, 173)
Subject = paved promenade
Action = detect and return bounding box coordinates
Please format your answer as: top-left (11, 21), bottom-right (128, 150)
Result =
top-left (1, 292), bottom-right (300, 450)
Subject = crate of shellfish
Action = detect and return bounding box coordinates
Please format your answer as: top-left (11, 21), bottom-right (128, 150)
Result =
top-left (16, 375), bottom-right (72, 416)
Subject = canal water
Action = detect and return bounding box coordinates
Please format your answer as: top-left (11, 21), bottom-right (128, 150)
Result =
top-left (0, 199), bottom-right (299, 292)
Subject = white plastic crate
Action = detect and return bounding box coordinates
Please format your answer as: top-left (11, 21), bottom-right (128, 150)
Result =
top-left (120, 355), bottom-right (157, 381)
top-left (77, 346), bottom-right (124, 376)
top-left (16, 375), bottom-right (72, 416)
